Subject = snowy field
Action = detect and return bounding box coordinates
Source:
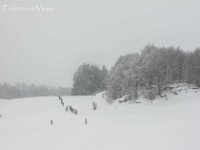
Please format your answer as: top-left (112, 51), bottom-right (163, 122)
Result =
top-left (0, 86), bottom-right (200, 150)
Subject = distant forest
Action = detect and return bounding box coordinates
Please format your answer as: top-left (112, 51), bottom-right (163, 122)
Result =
top-left (0, 83), bottom-right (71, 99)
top-left (72, 45), bottom-right (200, 100)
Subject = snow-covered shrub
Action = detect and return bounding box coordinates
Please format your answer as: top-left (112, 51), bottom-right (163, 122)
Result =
top-left (173, 91), bottom-right (178, 95)
top-left (118, 95), bottom-right (131, 103)
top-left (142, 88), bottom-right (156, 100)
top-left (105, 96), bottom-right (114, 104)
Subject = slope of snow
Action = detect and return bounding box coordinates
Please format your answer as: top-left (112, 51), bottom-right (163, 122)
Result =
top-left (0, 87), bottom-right (200, 150)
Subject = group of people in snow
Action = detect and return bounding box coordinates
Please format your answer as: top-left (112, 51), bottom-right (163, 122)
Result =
top-left (50, 96), bottom-right (92, 125)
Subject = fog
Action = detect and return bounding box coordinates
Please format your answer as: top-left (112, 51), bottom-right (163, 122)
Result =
top-left (0, 0), bottom-right (200, 87)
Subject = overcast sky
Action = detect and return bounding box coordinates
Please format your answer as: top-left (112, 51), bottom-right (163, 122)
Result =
top-left (0, 0), bottom-right (200, 87)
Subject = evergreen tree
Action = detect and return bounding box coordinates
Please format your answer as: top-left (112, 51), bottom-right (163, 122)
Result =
top-left (71, 63), bottom-right (108, 95)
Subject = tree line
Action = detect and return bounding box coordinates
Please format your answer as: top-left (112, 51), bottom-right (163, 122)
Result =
top-left (0, 83), bottom-right (71, 99)
top-left (72, 45), bottom-right (200, 100)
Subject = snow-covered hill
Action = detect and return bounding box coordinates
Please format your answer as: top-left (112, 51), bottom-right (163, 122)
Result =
top-left (0, 85), bottom-right (200, 150)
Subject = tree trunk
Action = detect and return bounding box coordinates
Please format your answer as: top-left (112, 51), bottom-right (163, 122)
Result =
top-left (134, 80), bottom-right (138, 99)
top-left (157, 82), bottom-right (162, 97)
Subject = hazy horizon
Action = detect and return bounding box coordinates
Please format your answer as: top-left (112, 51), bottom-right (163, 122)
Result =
top-left (1, 0), bottom-right (200, 87)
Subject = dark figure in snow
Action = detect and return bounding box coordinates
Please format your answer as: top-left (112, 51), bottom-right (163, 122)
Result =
top-left (65, 106), bottom-right (68, 112)
top-left (69, 106), bottom-right (73, 112)
top-left (0, 114), bottom-right (2, 118)
top-left (67, 106), bottom-right (78, 115)
top-left (61, 101), bottom-right (64, 106)
top-left (70, 106), bottom-right (74, 113)
top-left (58, 96), bottom-right (63, 101)
top-left (59, 96), bottom-right (64, 106)
top-left (85, 118), bottom-right (87, 125)
top-left (92, 102), bottom-right (97, 110)
top-left (50, 120), bottom-right (53, 125)
top-left (74, 109), bottom-right (78, 115)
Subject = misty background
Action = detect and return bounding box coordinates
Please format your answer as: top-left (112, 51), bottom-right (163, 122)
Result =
top-left (0, 0), bottom-right (200, 88)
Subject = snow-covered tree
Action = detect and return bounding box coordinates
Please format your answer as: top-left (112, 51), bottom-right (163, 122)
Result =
top-left (71, 63), bottom-right (108, 95)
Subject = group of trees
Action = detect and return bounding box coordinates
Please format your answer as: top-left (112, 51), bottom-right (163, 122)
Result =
top-left (106, 53), bottom-right (141, 99)
top-left (0, 83), bottom-right (71, 99)
top-left (72, 45), bottom-right (200, 100)
top-left (71, 63), bottom-right (108, 95)
top-left (106, 45), bottom-right (200, 100)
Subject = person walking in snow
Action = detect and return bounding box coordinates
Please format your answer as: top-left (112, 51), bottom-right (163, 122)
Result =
top-left (85, 118), bottom-right (87, 125)
top-left (50, 120), bottom-right (53, 125)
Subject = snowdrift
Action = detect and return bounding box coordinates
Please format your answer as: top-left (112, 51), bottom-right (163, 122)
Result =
top-left (0, 84), bottom-right (200, 150)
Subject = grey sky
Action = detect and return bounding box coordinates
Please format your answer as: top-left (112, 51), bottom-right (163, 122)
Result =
top-left (0, 0), bottom-right (200, 87)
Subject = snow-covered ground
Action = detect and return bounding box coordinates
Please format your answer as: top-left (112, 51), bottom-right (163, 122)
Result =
top-left (0, 85), bottom-right (200, 150)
